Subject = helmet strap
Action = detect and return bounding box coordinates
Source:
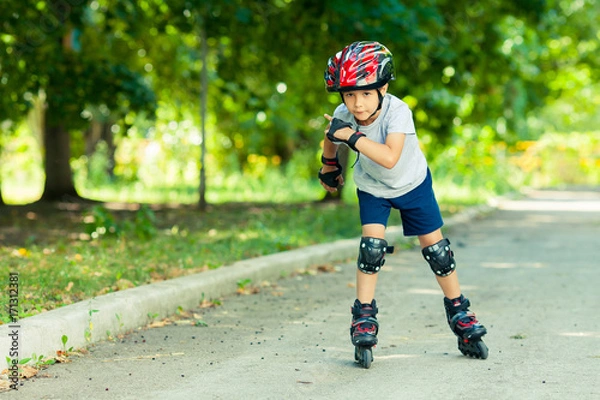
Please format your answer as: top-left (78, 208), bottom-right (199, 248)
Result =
top-left (366, 89), bottom-right (384, 120)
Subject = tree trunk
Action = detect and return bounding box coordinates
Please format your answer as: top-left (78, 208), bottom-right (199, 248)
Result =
top-left (40, 118), bottom-right (79, 202)
top-left (39, 32), bottom-right (81, 203)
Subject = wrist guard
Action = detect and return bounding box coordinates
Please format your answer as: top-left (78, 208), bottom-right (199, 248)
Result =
top-left (326, 118), bottom-right (352, 145)
top-left (346, 131), bottom-right (366, 152)
top-left (326, 118), bottom-right (365, 152)
top-left (318, 156), bottom-right (343, 188)
top-left (321, 154), bottom-right (339, 166)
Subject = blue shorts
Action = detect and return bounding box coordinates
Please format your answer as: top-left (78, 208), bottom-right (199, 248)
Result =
top-left (357, 169), bottom-right (444, 236)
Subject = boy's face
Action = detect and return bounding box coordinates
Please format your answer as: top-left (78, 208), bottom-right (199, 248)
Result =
top-left (341, 84), bottom-right (388, 125)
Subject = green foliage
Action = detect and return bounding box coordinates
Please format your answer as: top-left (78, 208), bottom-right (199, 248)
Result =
top-left (510, 131), bottom-right (600, 188)
top-left (5, 354), bottom-right (55, 369)
top-left (61, 334), bottom-right (74, 353)
top-left (430, 124), bottom-right (519, 196)
top-left (30, 353), bottom-right (56, 368)
top-left (76, 140), bottom-right (114, 187)
top-left (0, 122), bottom-right (44, 203)
top-left (0, 1), bottom-right (157, 127)
top-left (431, 129), bottom-right (600, 204)
top-left (236, 279), bottom-right (252, 290)
top-left (84, 206), bottom-right (121, 238)
top-left (132, 205), bottom-right (158, 239)
top-left (1, 0), bottom-right (599, 204)
top-left (83, 204), bottom-right (157, 239)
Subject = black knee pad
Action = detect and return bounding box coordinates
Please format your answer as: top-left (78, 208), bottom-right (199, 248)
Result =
top-left (357, 237), bottom-right (393, 274)
top-left (422, 238), bottom-right (456, 276)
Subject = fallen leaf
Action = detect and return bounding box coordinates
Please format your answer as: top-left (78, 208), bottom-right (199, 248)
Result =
top-left (317, 264), bottom-right (337, 273)
top-left (21, 366), bottom-right (38, 379)
top-left (0, 380), bottom-right (12, 391)
top-left (147, 320), bottom-right (171, 328)
top-left (176, 310), bottom-right (193, 319)
top-left (54, 352), bottom-right (71, 364)
top-left (198, 299), bottom-right (220, 308)
top-left (236, 286), bottom-right (261, 295)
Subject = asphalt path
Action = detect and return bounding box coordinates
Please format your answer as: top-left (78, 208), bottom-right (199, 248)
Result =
top-left (3, 188), bottom-right (599, 399)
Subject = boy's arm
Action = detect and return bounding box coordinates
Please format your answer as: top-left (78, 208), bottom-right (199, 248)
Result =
top-left (324, 115), bottom-right (405, 169)
top-left (353, 132), bottom-right (405, 169)
top-left (322, 134), bottom-right (339, 160)
top-left (319, 119), bottom-right (344, 192)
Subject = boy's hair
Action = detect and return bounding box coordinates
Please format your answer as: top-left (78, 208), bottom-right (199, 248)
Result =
top-left (324, 41), bottom-right (395, 93)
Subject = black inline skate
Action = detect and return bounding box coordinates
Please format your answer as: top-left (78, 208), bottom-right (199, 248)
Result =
top-left (350, 299), bottom-right (379, 368)
top-left (444, 295), bottom-right (488, 359)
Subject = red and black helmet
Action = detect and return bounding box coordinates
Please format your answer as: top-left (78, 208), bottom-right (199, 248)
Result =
top-left (324, 41), bottom-right (395, 92)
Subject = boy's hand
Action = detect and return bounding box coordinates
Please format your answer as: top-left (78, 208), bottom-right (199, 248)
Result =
top-left (324, 114), bottom-right (365, 152)
top-left (326, 118), bottom-right (353, 143)
top-left (319, 164), bottom-right (344, 192)
top-left (324, 114), bottom-right (353, 142)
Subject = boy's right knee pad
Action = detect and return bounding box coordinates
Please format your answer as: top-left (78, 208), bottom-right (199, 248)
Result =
top-left (357, 237), bottom-right (390, 274)
top-left (422, 238), bottom-right (456, 276)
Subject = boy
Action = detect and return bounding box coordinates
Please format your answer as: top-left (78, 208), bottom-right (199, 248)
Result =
top-left (318, 41), bottom-right (488, 366)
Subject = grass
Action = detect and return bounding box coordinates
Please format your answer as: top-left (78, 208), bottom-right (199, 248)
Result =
top-left (0, 198), bottom-right (388, 322)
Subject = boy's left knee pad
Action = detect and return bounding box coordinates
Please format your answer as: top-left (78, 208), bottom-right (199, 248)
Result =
top-left (357, 237), bottom-right (393, 274)
top-left (422, 238), bottom-right (456, 276)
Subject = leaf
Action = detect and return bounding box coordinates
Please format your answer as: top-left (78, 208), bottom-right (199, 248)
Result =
top-left (20, 365), bottom-right (38, 379)
top-left (316, 264), bottom-right (337, 273)
top-left (0, 380), bottom-right (12, 390)
top-left (147, 320), bottom-right (170, 328)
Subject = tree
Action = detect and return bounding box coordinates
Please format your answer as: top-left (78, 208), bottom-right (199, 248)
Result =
top-left (0, 0), bottom-right (156, 202)
top-left (2, 0), bottom-right (597, 205)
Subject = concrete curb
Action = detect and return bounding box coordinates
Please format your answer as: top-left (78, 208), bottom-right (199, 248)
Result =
top-left (0, 203), bottom-right (495, 362)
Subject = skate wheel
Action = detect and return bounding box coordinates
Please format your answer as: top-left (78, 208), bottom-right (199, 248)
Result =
top-left (360, 347), bottom-right (372, 369)
top-left (458, 338), bottom-right (488, 360)
top-left (476, 341), bottom-right (489, 360)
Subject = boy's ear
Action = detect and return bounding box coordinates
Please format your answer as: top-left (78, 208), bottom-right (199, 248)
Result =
top-left (380, 83), bottom-right (389, 95)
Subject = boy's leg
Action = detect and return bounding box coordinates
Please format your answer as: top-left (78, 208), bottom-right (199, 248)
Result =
top-left (418, 228), bottom-right (461, 299)
top-left (356, 223), bottom-right (386, 303)
top-left (350, 223), bottom-right (387, 349)
top-left (356, 270), bottom-right (378, 304)
top-left (419, 228), bottom-right (488, 358)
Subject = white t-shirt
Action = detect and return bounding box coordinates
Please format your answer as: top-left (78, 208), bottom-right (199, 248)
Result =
top-left (332, 93), bottom-right (428, 198)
